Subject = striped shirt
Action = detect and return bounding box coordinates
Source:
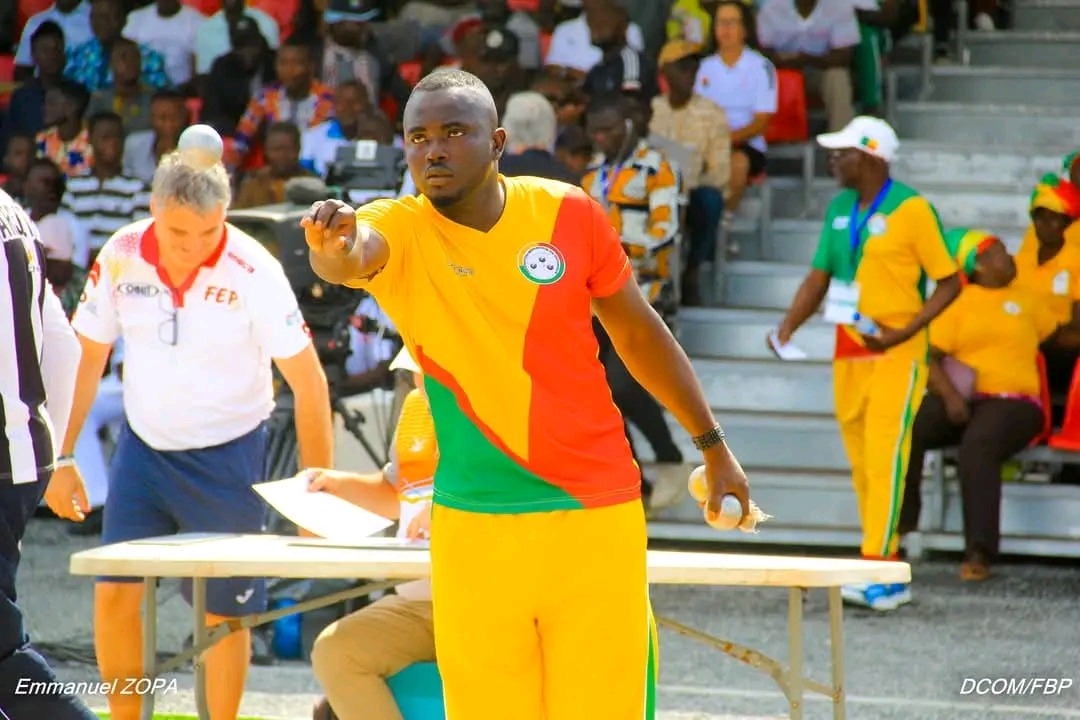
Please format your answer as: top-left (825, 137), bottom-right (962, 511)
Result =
top-left (0, 189), bottom-right (81, 484)
top-left (62, 174), bottom-right (151, 254)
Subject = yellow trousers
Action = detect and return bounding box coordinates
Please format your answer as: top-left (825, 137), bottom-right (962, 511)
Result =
top-left (429, 501), bottom-right (658, 720)
top-left (833, 355), bottom-right (927, 559)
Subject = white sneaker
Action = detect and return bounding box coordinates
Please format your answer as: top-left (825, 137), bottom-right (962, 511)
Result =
top-left (644, 462), bottom-right (687, 512)
top-left (973, 12), bottom-right (996, 30)
top-left (842, 582), bottom-right (910, 611)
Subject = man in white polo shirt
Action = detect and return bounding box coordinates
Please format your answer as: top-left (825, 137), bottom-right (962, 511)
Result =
top-left (756, 0), bottom-right (859, 131)
top-left (44, 127), bottom-right (334, 720)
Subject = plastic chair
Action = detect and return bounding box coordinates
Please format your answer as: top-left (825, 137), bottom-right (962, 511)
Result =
top-left (1047, 355), bottom-right (1080, 451)
top-left (386, 662), bottom-right (445, 720)
top-left (399, 60), bottom-right (423, 86)
top-left (185, 97), bottom-right (203, 124)
top-left (17, 0), bottom-right (53, 37)
top-left (0, 55), bottom-right (15, 110)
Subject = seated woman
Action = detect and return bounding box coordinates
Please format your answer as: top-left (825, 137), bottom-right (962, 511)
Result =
top-left (898, 229), bottom-right (1058, 582)
top-left (1012, 174), bottom-right (1080, 417)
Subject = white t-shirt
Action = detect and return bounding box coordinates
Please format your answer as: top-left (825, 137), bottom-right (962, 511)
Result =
top-left (756, 0), bottom-right (861, 57)
top-left (543, 15), bottom-right (645, 73)
top-left (124, 4), bottom-right (207, 86)
top-left (71, 219), bottom-right (311, 451)
top-left (194, 9), bottom-right (281, 76)
top-left (694, 49), bottom-right (778, 154)
top-left (345, 295), bottom-right (397, 376)
top-left (14, 2), bottom-right (93, 67)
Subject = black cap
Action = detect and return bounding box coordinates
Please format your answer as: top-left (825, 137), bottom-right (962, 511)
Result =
top-left (481, 27), bottom-right (519, 61)
top-left (230, 16), bottom-right (265, 46)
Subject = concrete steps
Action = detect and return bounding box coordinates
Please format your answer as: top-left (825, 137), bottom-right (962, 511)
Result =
top-left (721, 260), bottom-right (805, 311)
top-left (691, 357), bottom-right (833, 415)
top-left (892, 101), bottom-right (1080, 147)
top-left (918, 66), bottom-right (1080, 106)
top-left (1013, 0), bottom-right (1080, 29)
top-left (677, 307), bottom-right (835, 361)
top-left (962, 30), bottom-right (1080, 68)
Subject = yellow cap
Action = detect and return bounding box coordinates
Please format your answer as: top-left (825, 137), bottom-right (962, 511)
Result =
top-left (658, 39), bottom-right (702, 67)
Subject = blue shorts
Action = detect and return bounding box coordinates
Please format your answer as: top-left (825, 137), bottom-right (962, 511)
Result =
top-left (100, 422), bottom-right (270, 617)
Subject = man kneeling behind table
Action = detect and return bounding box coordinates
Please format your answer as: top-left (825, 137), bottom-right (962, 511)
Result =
top-left (303, 347), bottom-right (437, 720)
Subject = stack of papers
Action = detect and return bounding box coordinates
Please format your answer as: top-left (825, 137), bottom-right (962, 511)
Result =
top-left (767, 330), bottom-right (808, 361)
top-left (253, 476), bottom-right (395, 541)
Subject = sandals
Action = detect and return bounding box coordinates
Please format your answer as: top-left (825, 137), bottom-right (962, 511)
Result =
top-left (960, 553), bottom-right (991, 581)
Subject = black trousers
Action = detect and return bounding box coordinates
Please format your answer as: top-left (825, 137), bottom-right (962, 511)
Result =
top-left (593, 319), bottom-right (683, 477)
top-left (0, 474), bottom-right (98, 719)
top-left (899, 395), bottom-right (1043, 559)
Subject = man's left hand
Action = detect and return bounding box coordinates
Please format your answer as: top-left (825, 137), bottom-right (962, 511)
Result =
top-left (406, 502), bottom-right (432, 540)
top-left (700, 444), bottom-right (751, 526)
top-left (861, 323), bottom-right (910, 352)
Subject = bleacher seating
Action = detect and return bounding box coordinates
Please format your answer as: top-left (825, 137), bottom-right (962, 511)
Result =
top-left (651, 6), bottom-right (1080, 559)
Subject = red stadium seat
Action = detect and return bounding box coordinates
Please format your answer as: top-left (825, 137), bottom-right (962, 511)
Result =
top-left (0, 55), bottom-right (15, 110)
top-left (1032, 352), bottom-right (1053, 446)
top-left (764, 68), bottom-right (809, 144)
top-left (17, 0), bottom-right (53, 37)
top-left (1048, 356), bottom-right (1080, 450)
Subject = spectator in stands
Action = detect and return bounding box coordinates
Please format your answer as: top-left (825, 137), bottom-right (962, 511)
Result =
top-left (398, 0), bottom-right (480, 52)
top-left (582, 2), bottom-right (658, 102)
top-left (899, 229), bottom-right (1052, 582)
top-left (300, 79), bottom-right (394, 178)
top-left (555, 123), bottom-right (593, 180)
top-left (582, 93), bottom-right (686, 510)
top-left (337, 294), bottom-right (400, 397)
top-left (122, 88), bottom-right (189, 183)
top-left (1012, 175), bottom-right (1080, 412)
top-left (774, 116), bottom-right (961, 610)
top-left (24, 157), bottom-right (89, 273)
top-left (475, 0), bottom-right (543, 71)
top-left (2, 134), bottom-right (35, 203)
top-left (316, 0), bottom-right (412, 116)
top-left (756, 0), bottom-right (858, 132)
top-left (694, 0), bottom-right (776, 221)
top-left (85, 38), bottom-right (153, 134)
top-left (5, 21), bottom-right (68, 143)
top-left (194, 0), bottom-right (280, 81)
top-left (851, 0), bottom-right (898, 116)
top-left (122, 0), bottom-right (206, 92)
top-left (62, 111), bottom-right (151, 261)
top-left (531, 69), bottom-right (588, 131)
top-left (38, 197), bottom-right (88, 317)
top-left (36, 79), bottom-right (94, 178)
top-left (498, 91), bottom-right (577, 183)
top-left (200, 16), bottom-right (275, 137)
top-left (235, 121), bottom-right (319, 207)
top-left (231, 37), bottom-right (335, 167)
top-left (649, 39), bottom-right (730, 306)
top-left (545, 0), bottom-right (645, 76)
top-left (464, 27), bottom-right (525, 117)
top-left (668, 0), bottom-right (721, 46)
top-left (65, 0), bottom-right (171, 92)
top-left (13, 0), bottom-right (92, 81)
top-left (307, 347), bottom-right (435, 720)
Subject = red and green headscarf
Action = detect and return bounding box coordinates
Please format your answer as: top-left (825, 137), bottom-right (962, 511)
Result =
top-left (1030, 172), bottom-right (1080, 217)
top-left (944, 228), bottom-right (998, 282)
top-left (1062, 151), bottom-right (1080, 178)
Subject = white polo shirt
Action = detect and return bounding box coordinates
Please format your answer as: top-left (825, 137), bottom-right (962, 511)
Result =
top-left (71, 218), bottom-right (311, 451)
top-left (694, 49), bottom-right (778, 154)
top-left (756, 0), bottom-right (861, 57)
top-left (543, 15), bottom-right (644, 73)
top-left (123, 3), bottom-right (207, 86)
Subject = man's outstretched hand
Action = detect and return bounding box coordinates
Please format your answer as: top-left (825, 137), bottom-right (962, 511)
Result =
top-left (301, 199), bottom-right (357, 260)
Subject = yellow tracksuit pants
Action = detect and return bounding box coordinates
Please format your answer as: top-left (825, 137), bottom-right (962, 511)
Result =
top-left (429, 501), bottom-right (658, 720)
top-left (833, 354), bottom-right (928, 559)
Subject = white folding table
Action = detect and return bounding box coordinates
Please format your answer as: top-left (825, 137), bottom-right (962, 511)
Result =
top-left (69, 533), bottom-right (910, 720)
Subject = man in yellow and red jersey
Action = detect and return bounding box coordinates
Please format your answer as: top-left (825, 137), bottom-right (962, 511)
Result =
top-left (302, 67), bottom-right (752, 720)
top-left (774, 117), bottom-right (961, 612)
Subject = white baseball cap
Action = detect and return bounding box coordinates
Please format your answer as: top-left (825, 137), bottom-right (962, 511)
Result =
top-left (816, 116), bottom-right (900, 163)
top-left (390, 347), bottom-right (421, 374)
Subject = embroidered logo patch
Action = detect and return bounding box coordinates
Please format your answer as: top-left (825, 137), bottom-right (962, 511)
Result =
top-left (518, 244), bottom-right (565, 285)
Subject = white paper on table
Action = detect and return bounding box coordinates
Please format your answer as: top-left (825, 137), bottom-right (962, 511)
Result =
top-left (253, 476), bottom-right (395, 541)
top-left (768, 330), bottom-right (809, 361)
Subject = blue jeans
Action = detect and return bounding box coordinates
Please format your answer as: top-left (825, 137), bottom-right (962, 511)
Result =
top-left (686, 185), bottom-right (725, 266)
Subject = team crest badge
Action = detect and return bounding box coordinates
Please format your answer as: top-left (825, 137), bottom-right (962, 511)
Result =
top-left (518, 243), bottom-right (565, 285)
top-left (867, 213), bottom-right (887, 236)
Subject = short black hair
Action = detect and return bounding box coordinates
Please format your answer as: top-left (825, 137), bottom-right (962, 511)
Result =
top-left (414, 67), bottom-right (489, 94)
top-left (280, 34), bottom-right (314, 60)
top-left (31, 20), bottom-right (64, 47)
top-left (87, 111), bottom-right (124, 135)
top-left (150, 87), bottom-right (187, 105)
top-left (6, 132), bottom-right (36, 148)
top-left (265, 121), bottom-right (301, 146)
top-left (28, 157), bottom-right (66, 197)
top-left (335, 78), bottom-right (371, 100)
top-left (585, 92), bottom-right (640, 119)
top-left (51, 79), bottom-right (91, 116)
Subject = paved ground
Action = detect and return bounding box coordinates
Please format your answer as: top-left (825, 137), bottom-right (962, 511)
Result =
top-left (17, 515), bottom-right (1080, 720)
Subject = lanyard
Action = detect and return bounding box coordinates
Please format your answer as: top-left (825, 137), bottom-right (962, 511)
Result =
top-left (599, 163), bottom-right (621, 208)
top-left (849, 179), bottom-right (892, 260)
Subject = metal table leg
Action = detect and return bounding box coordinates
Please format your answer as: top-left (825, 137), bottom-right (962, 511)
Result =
top-left (787, 587), bottom-right (805, 720)
top-left (192, 578), bottom-right (210, 720)
top-left (141, 577), bottom-right (157, 720)
top-left (829, 587), bottom-right (846, 720)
